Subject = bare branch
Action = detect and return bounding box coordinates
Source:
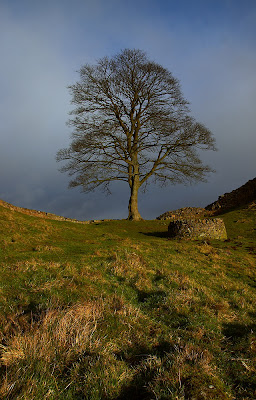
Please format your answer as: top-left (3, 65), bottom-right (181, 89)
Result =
top-left (57, 49), bottom-right (216, 219)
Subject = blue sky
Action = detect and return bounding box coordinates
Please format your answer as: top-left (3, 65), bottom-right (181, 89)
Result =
top-left (0, 0), bottom-right (256, 219)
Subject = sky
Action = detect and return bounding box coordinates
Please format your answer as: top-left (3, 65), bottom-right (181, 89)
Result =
top-left (0, 0), bottom-right (255, 220)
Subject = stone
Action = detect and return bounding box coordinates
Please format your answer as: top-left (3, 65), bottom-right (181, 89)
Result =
top-left (168, 218), bottom-right (227, 240)
top-left (206, 177), bottom-right (256, 213)
top-left (156, 207), bottom-right (211, 221)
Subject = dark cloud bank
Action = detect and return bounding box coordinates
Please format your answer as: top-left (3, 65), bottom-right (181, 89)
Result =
top-left (0, 0), bottom-right (255, 220)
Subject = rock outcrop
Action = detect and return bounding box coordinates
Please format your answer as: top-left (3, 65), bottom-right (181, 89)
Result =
top-left (206, 178), bottom-right (256, 213)
top-left (168, 218), bottom-right (227, 240)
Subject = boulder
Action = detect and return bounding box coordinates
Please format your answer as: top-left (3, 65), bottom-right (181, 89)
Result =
top-left (168, 218), bottom-right (227, 240)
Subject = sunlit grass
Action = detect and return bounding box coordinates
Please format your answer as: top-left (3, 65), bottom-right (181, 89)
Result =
top-left (0, 202), bottom-right (255, 398)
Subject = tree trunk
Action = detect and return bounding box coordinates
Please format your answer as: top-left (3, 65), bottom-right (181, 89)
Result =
top-left (128, 177), bottom-right (142, 221)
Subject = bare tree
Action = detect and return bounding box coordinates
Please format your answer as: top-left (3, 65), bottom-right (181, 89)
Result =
top-left (57, 49), bottom-right (216, 220)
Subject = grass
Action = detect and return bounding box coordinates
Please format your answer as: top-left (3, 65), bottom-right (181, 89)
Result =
top-left (0, 201), bottom-right (256, 399)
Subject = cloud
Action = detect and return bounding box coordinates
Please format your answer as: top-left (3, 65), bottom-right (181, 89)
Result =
top-left (0, 5), bottom-right (70, 203)
top-left (0, 0), bottom-right (255, 220)
top-left (186, 41), bottom-right (256, 188)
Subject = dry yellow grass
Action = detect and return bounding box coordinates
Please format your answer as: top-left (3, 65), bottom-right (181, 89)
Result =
top-left (0, 297), bottom-right (151, 398)
top-left (1, 301), bottom-right (102, 366)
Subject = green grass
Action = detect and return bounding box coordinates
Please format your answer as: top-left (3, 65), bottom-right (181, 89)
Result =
top-left (0, 202), bottom-right (256, 399)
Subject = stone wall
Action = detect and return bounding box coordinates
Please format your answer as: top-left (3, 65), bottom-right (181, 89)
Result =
top-left (157, 207), bottom-right (210, 220)
top-left (168, 218), bottom-right (227, 240)
top-left (206, 177), bottom-right (256, 213)
top-left (0, 199), bottom-right (105, 224)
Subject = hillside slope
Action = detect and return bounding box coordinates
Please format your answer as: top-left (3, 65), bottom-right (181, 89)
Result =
top-left (206, 177), bottom-right (256, 213)
top-left (0, 201), bottom-right (255, 399)
top-left (0, 199), bottom-right (94, 224)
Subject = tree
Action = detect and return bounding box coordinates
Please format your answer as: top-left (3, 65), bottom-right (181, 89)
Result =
top-left (57, 49), bottom-right (216, 220)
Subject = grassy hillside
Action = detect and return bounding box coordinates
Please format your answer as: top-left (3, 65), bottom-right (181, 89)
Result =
top-left (0, 201), bottom-right (255, 399)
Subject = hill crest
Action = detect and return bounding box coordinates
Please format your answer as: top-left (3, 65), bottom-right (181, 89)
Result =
top-left (206, 177), bottom-right (256, 213)
top-left (0, 199), bottom-right (97, 224)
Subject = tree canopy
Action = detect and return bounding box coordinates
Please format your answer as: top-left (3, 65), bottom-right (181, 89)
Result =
top-left (57, 49), bottom-right (216, 220)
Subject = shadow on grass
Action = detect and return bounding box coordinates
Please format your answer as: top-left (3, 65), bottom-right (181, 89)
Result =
top-left (222, 322), bottom-right (256, 397)
top-left (2, 301), bottom-right (46, 340)
top-left (248, 311), bottom-right (256, 319)
top-left (139, 231), bottom-right (170, 238)
top-left (109, 340), bottom-right (174, 400)
top-left (134, 288), bottom-right (190, 328)
top-left (136, 288), bottom-right (167, 305)
top-left (222, 322), bottom-right (256, 342)
top-left (112, 371), bottom-right (155, 400)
